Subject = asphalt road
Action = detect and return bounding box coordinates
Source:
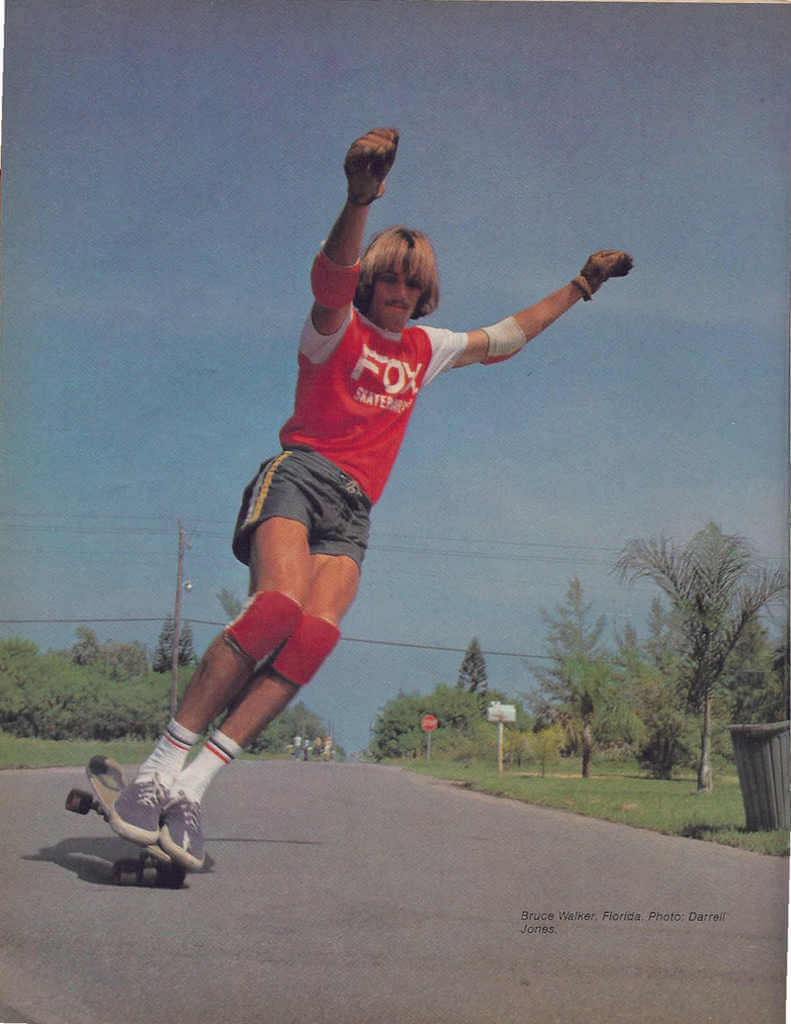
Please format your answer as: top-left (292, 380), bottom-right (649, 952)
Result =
top-left (0, 760), bottom-right (787, 1024)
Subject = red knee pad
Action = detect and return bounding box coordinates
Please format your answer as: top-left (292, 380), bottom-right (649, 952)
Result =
top-left (224, 591), bottom-right (302, 662)
top-left (271, 614), bottom-right (340, 686)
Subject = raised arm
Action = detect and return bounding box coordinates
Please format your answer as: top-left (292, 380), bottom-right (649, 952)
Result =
top-left (454, 250), bottom-right (634, 368)
top-left (310, 128), bottom-right (399, 336)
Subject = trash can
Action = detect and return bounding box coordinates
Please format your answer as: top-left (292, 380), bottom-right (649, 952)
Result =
top-left (728, 722), bottom-right (790, 831)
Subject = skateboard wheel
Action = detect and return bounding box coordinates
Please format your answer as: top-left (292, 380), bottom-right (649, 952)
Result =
top-left (65, 788), bottom-right (94, 814)
top-left (88, 754), bottom-right (109, 775)
top-left (112, 858), bottom-right (186, 888)
top-left (161, 863), bottom-right (188, 889)
top-left (141, 862), bottom-right (160, 885)
top-left (113, 859), bottom-right (142, 886)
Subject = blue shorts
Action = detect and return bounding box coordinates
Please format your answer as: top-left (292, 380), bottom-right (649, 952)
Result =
top-left (232, 449), bottom-right (371, 569)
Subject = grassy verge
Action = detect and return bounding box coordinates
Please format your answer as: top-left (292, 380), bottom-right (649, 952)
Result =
top-left (0, 735), bottom-right (157, 769)
top-left (0, 734), bottom-right (281, 770)
top-left (400, 758), bottom-right (789, 857)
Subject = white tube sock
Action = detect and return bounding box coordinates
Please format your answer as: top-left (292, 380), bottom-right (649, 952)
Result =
top-left (136, 718), bottom-right (201, 788)
top-left (174, 729), bottom-right (243, 804)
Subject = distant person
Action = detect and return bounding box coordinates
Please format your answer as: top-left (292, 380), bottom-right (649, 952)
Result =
top-left (109, 127), bottom-right (632, 870)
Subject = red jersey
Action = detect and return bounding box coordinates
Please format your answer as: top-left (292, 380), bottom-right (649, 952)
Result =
top-left (279, 309), bottom-right (467, 503)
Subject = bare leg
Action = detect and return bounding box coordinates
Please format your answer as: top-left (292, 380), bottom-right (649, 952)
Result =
top-left (157, 532), bottom-right (361, 869)
top-left (172, 517), bottom-right (314, 735)
top-left (173, 634), bottom-right (257, 734)
top-left (219, 548), bottom-right (361, 747)
top-left (219, 673), bottom-right (300, 748)
top-left (115, 518), bottom-right (325, 852)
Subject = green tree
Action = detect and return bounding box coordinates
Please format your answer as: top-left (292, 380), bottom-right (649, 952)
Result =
top-left (368, 682), bottom-right (506, 761)
top-left (499, 724), bottom-right (531, 768)
top-left (617, 522), bottom-right (787, 793)
top-left (152, 616), bottom-right (195, 672)
top-left (565, 653), bottom-right (623, 777)
top-left (369, 690), bottom-right (427, 759)
top-left (70, 628), bottom-right (148, 680)
top-left (71, 626), bottom-right (101, 666)
top-left (457, 637), bottom-right (488, 695)
top-left (0, 638), bottom-right (171, 740)
top-left (531, 723), bottom-right (564, 777)
top-left (100, 640), bottom-right (149, 680)
top-left (541, 577), bottom-right (606, 663)
top-left (720, 617), bottom-right (788, 725)
top-left (530, 578), bottom-right (616, 777)
top-left (614, 603), bottom-right (693, 779)
top-left (249, 700), bottom-right (328, 755)
top-left (0, 638), bottom-right (45, 736)
top-left (772, 624), bottom-right (790, 720)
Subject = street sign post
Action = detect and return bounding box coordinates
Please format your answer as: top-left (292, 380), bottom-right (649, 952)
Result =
top-left (421, 713), bottom-right (438, 761)
top-left (487, 702), bottom-right (516, 776)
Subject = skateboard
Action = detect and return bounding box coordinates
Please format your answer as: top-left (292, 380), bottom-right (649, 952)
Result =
top-left (65, 754), bottom-right (187, 888)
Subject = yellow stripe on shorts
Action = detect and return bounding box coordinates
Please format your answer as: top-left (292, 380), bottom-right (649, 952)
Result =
top-left (247, 451), bottom-right (292, 526)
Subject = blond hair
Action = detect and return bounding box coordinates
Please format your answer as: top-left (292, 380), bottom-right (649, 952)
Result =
top-left (354, 227), bottom-right (439, 320)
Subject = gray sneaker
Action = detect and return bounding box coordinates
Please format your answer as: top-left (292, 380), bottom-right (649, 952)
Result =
top-left (159, 793), bottom-right (205, 871)
top-left (111, 775), bottom-right (170, 845)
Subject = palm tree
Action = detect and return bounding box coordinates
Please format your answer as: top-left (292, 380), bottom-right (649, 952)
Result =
top-left (616, 523), bottom-right (787, 792)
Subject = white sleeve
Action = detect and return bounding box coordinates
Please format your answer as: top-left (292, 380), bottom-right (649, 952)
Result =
top-left (421, 326), bottom-right (470, 386)
top-left (298, 309), bottom-right (353, 364)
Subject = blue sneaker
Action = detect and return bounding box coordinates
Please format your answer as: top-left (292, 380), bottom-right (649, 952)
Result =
top-left (110, 775), bottom-right (170, 845)
top-left (159, 793), bottom-right (205, 871)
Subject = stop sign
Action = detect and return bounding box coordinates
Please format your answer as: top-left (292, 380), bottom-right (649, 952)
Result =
top-left (421, 713), bottom-right (438, 732)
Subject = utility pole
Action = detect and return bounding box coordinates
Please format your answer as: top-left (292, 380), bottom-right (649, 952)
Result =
top-left (170, 520), bottom-right (186, 716)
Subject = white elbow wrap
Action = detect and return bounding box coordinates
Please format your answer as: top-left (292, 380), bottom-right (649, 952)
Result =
top-left (483, 316), bottom-right (528, 361)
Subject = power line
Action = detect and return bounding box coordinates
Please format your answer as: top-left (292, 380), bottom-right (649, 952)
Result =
top-left (373, 543), bottom-right (611, 566)
top-left (0, 616), bottom-right (552, 660)
top-left (0, 618), bottom-right (166, 625)
top-left (341, 635), bottom-right (553, 661)
top-left (1, 515), bottom-right (785, 564)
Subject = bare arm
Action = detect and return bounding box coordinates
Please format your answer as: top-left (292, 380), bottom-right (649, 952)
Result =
top-left (311, 203), bottom-right (371, 336)
top-left (311, 128), bottom-right (399, 337)
top-left (454, 249), bottom-right (634, 367)
top-left (454, 282), bottom-right (583, 367)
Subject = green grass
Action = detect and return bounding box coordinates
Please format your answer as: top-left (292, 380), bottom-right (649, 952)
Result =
top-left (0, 733), bottom-right (280, 771)
top-left (0, 734), bottom-right (157, 769)
top-left (401, 757), bottom-right (790, 857)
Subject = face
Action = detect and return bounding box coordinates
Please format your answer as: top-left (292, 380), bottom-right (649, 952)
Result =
top-left (367, 266), bottom-right (422, 333)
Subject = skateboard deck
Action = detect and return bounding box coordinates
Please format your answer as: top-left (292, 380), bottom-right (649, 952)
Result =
top-left (65, 754), bottom-right (187, 888)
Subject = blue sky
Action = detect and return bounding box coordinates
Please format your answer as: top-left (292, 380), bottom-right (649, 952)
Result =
top-left (1, 1), bottom-right (788, 752)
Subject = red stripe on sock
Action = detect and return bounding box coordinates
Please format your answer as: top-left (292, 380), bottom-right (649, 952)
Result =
top-left (206, 741), bottom-right (233, 764)
top-left (164, 732), bottom-right (192, 752)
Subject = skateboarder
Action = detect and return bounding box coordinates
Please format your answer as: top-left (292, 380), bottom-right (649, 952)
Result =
top-left (111, 127), bottom-right (632, 870)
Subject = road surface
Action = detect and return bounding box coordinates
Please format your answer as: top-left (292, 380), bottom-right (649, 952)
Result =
top-left (0, 759), bottom-right (787, 1023)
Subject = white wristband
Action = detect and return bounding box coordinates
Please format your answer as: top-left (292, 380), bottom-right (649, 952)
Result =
top-left (483, 316), bottom-right (528, 359)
